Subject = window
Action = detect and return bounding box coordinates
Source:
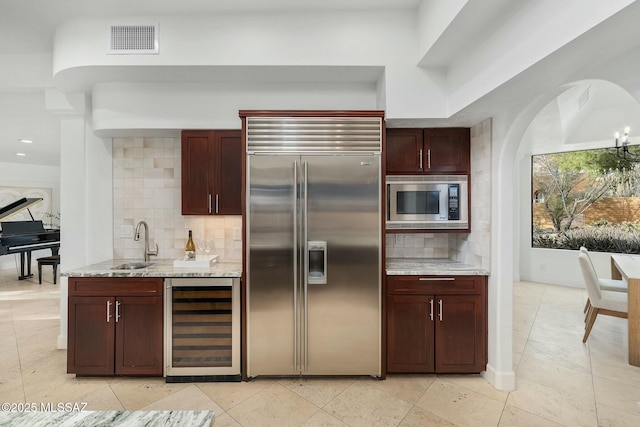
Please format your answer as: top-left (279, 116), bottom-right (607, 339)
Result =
top-left (531, 147), bottom-right (640, 253)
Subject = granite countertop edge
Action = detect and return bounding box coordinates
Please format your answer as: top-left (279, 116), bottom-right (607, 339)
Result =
top-left (386, 258), bottom-right (490, 276)
top-left (62, 257), bottom-right (487, 278)
top-left (61, 259), bottom-right (242, 278)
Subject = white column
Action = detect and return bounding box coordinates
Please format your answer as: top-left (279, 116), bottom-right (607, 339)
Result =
top-left (46, 89), bottom-right (114, 349)
top-left (483, 117), bottom-right (517, 391)
top-left (46, 89), bottom-right (86, 349)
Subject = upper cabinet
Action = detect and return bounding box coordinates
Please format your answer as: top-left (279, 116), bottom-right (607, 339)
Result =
top-left (181, 130), bottom-right (242, 215)
top-left (386, 128), bottom-right (470, 175)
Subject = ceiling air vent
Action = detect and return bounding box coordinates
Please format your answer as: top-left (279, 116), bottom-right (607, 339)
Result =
top-left (108, 24), bottom-right (158, 55)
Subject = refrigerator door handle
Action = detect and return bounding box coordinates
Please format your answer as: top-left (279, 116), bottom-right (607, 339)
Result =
top-left (293, 160), bottom-right (299, 372)
top-left (303, 160), bottom-right (309, 372)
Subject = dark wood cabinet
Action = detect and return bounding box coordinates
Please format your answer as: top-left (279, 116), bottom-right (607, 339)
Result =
top-left (181, 130), bottom-right (242, 215)
top-left (387, 295), bottom-right (434, 372)
top-left (386, 128), bottom-right (470, 174)
top-left (386, 275), bottom-right (487, 373)
top-left (424, 128), bottom-right (470, 174)
top-left (67, 277), bottom-right (163, 376)
top-left (386, 128), bottom-right (423, 173)
top-left (68, 295), bottom-right (115, 375)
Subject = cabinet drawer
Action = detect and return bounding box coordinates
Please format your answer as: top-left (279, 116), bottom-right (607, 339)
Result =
top-left (388, 275), bottom-right (484, 295)
top-left (69, 277), bottom-right (163, 297)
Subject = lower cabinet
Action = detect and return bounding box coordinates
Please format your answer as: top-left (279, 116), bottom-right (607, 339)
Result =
top-left (67, 277), bottom-right (163, 376)
top-left (387, 275), bottom-right (487, 373)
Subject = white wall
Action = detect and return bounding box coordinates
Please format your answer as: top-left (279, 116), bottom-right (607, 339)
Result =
top-left (52, 10), bottom-right (450, 120)
top-left (53, 11), bottom-right (416, 71)
top-left (92, 81), bottom-right (379, 134)
top-left (0, 162), bottom-right (60, 270)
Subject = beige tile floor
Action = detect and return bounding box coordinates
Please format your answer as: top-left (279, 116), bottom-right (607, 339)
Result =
top-left (1, 267), bottom-right (640, 426)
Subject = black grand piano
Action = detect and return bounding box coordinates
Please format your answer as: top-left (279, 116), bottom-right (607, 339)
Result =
top-left (0, 197), bottom-right (60, 280)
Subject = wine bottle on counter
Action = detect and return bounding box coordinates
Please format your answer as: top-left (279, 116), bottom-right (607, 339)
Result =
top-left (185, 230), bottom-right (196, 260)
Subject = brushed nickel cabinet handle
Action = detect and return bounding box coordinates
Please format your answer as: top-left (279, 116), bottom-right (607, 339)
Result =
top-left (419, 277), bottom-right (455, 281)
top-left (438, 299), bottom-right (443, 321)
top-left (106, 300), bottom-right (112, 323)
top-left (429, 299), bottom-right (434, 321)
top-left (419, 149), bottom-right (423, 170)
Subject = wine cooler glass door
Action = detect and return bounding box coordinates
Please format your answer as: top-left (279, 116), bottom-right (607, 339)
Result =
top-left (164, 278), bottom-right (240, 378)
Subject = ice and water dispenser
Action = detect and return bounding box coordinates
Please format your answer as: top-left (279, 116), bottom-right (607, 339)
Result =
top-left (307, 241), bottom-right (327, 284)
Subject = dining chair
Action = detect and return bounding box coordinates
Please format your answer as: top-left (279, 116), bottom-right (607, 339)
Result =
top-left (579, 247), bottom-right (627, 316)
top-left (579, 252), bottom-right (628, 342)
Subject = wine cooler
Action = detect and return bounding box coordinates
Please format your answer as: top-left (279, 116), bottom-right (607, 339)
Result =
top-left (164, 278), bottom-right (240, 381)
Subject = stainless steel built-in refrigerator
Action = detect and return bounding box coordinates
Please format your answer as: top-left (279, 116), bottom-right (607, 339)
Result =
top-left (245, 116), bottom-right (382, 377)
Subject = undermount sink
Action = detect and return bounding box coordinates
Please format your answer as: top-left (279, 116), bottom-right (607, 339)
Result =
top-left (110, 262), bottom-right (154, 270)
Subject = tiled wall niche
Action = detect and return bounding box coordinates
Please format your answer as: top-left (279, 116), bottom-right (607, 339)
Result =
top-left (387, 119), bottom-right (491, 270)
top-left (112, 137), bottom-right (242, 261)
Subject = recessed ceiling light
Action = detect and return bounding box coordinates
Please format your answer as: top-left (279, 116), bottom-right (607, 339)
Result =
top-left (19, 139), bottom-right (33, 143)
top-left (16, 152), bottom-right (26, 156)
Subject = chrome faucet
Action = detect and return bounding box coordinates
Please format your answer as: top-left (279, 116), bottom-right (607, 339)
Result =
top-left (134, 220), bottom-right (158, 262)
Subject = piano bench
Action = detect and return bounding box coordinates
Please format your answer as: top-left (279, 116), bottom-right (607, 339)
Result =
top-left (37, 255), bottom-right (60, 285)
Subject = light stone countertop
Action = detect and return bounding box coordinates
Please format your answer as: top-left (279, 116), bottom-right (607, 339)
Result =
top-left (62, 258), bottom-right (242, 278)
top-left (386, 258), bottom-right (490, 276)
top-left (62, 257), bottom-right (486, 278)
top-left (0, 410), bottom-right (214, 427)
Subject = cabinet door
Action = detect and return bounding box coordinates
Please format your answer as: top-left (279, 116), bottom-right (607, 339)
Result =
top-left (423, 128), bottom-right (470, 174)
top-left (387, 295), bottom-right (435, 372)
top-left (115, 296), bottom-right (163, 376)
top-left (435, 295), bottom-right (485, 373)
top-left (386, 128), bottom-right (424, 173)
top-left (68, 296), bottom-right (115, 375)
top-left (182, 130), bottom-right (215, 215)
top-left (214, 130), bottom-right (242, 215)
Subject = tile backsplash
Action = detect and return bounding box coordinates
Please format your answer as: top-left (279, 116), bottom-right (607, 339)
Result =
top-left (112, 137), bottom-right (242, 261)
top-left (112, 122), bottom-right (491, 268)
top-left (385, 233), bottom-right (449, 258)
top-left (449, 119), bottom-right (492, 271)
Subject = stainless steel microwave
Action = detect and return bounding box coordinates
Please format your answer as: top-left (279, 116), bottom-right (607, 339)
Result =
top-left (386, 175), bottom-right (469, 230)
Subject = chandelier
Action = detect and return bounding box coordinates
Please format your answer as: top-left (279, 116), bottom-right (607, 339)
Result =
top-left (614, 127), bottom-right (640, 161)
